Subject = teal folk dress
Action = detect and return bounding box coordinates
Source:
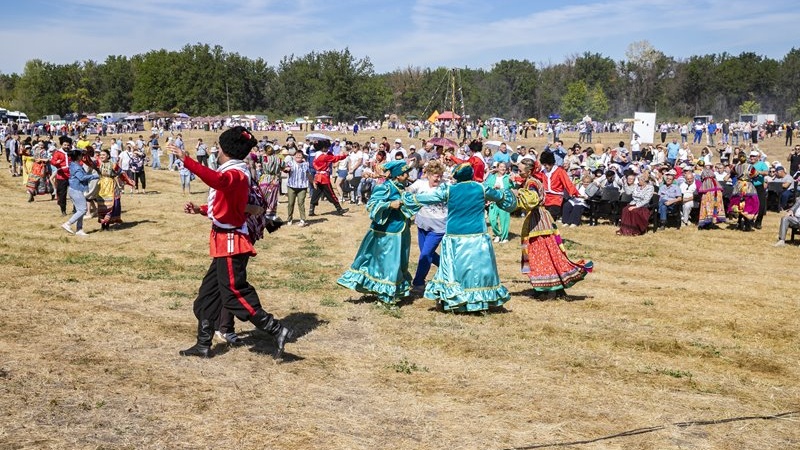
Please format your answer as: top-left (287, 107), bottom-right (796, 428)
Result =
top-left (337, 180), bottom-right (414, 304)
top-left (403, 181), bottom-right (517, 312)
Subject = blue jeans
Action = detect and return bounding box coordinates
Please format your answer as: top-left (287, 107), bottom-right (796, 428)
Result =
top-left (67, 187), bottom-right (88, 230)
top-left (151, 150), bottom-right (161, 169)
top-left (658, 199), bottom-right (678, 221)
top-left (413, 228), bottom-right (444, 287)
top-left (780, 189), bottom-right (794, 210)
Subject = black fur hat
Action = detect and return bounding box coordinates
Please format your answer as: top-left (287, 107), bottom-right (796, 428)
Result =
top-left (539, 150), bottom-right (556, 166)
top-left (219, 126), bottom-right (257, 160)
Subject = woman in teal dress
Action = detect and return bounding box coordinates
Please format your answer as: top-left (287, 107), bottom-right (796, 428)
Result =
top-left (483, 162), bottom-right (514, 243)
top-left (338, 160), bottom-right (415, 304)
top-left (402, 163), bottom-right (517, 312)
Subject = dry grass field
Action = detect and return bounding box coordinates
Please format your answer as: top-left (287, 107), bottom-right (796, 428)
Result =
top-left (0, 127), bottom-right (798, 450)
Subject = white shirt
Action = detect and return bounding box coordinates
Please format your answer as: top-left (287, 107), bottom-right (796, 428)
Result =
top-left (390, 147), bottom-right (406, 160)
top-left (119, 150), bottom-right (132, 171)
top-left (630, 139), bottom-right (640, 154)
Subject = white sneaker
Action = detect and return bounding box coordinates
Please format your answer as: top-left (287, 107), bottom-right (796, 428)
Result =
top-left (499, 239), bottom-right (509, 244)
top-left (61, 223), bottom-right (74, 234)
top-left (298, 220), bottom-right (307, 227)
top-left (493, 236), bottom-right (500, 243)
top-left (287, 220), bottom-right (293, 226)
top-left (75, 230), bottom-right (88, 236)
top-left (774, 240), bottom-right (786, 247)
top-left (569, 224), bottom-right (577, 228)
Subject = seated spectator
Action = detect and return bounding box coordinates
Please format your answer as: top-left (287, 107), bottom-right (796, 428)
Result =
top-left (657, 170), bottom-right (682, 230)
top-left (773, 198), bottom-right (800, 246)
top-left (772, 166), bottom-right (795, 210)
top-left (595, 169), bottom-right (619, 188)
top-left (562, 174), bottom-right (595, 227)
top-left (679, 168), bottom-right (698, 225)
top-left (617, 174), bottom-right (655, 236)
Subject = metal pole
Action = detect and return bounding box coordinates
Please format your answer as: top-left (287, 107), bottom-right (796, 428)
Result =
top-left (226, 81), bottom-right (231, 115)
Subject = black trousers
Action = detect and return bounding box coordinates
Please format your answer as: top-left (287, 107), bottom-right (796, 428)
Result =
top-left (546, 204), bottom-right (562, 221)
top-left (562, 202), bottom-right (585, 225)
top-left (134, 170), bottom-right (146, 189)
top-left (310, 182), bottom-right (341, 208)
top-left (197, 155), bottom-right (208, 166)
top-left (755, 183), bottom-right (767, 225)
top-left (194, 254), bottom-right (268, 326)
top-left (56, 178), bottom-right (69, 214)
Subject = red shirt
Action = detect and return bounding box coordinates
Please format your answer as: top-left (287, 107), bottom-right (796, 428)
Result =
top-left (184, 156), bottom-right (255, 258)
top-left (450, 155), bottom-right (486, 182)
top-left (312, 152), bottom-right (347, 184)
top-left (541, 166), bottom-right (579, 207)
top-left (50, 149), bottom-right (70, 180)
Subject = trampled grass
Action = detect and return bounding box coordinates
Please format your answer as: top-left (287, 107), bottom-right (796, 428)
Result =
top-left (0, 128), bottom-right (797, 449)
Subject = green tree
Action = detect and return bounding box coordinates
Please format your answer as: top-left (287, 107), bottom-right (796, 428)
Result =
top-left (560, 80), bottom-right (588, 121)
top-left (739, 99), bottom-right (761, 114)
top-left (588, 85), bottom-right (609, 119)
top-left (97, 55), bottom-right (134, 112)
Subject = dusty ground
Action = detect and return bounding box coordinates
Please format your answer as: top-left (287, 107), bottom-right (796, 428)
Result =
top-left (0, 127), bottom-right (798, 449)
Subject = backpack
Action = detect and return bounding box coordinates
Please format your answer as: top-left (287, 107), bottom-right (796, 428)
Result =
top-left (245, 180), bottom-right (282, 244)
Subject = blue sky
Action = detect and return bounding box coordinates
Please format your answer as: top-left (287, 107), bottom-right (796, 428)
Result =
top-left (2, 0), bottom-right (798, 75)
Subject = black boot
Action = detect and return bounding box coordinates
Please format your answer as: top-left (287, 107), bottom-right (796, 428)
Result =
top-left (251, 310), bottom-right (293, 359)
top-left (179, 319), bottom-right (214, 358)
top-left (334, 205), bottom-right (349, 215)
top-left (309, 206), bottom-right (316, 216)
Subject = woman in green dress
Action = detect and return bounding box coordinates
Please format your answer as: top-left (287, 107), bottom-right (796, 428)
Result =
top-left (338, 160), bottom-right (415, 304)
top-left (402, 163), bottom-right (516, 312)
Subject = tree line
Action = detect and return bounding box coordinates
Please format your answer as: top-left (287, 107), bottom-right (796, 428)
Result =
top-left (1, 41), bottom-right (799, 123)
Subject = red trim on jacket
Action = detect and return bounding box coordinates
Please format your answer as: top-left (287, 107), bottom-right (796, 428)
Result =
top-left (542, 167), bottom-right (579, 207)
top-left (50, 149), bottom-right (70, 180)
top-left (313, 153), bottom-right (347, 184)
top-left (450, 155), bottom-right (486, 182)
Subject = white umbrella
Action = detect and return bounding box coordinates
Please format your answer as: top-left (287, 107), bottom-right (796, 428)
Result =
top-left (305, 133), bottom-right (333, 142)
top-left (483, 140), bottom-right (504, 150)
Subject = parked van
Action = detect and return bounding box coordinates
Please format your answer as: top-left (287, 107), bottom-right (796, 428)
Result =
top-left (5, 111), bottom-right (29, 123)
top-left (693, 115), bottom-right (713, 125)
top-left (39, 114), bottom-right (62, 123)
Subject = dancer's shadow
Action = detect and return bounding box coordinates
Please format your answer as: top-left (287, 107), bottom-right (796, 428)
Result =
top-left (113, 219), bottom-right (157, 230)
top-left (511, 286), bottom-right (590, 302)
top-left (303, 217), bottom-right (328, 226)
top-left (425, 304), bottom-right (512, 314)
top-left (346, 294), bottom-right (420, 308)
top-left (245, 312), bottom-right (327, 362)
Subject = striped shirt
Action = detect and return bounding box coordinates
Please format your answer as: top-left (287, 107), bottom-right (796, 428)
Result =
top-left (286, 159), bottom-right (310, 189)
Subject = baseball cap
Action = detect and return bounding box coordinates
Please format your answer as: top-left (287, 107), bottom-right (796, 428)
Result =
top-left (394, 138), bottom-right (402, 143)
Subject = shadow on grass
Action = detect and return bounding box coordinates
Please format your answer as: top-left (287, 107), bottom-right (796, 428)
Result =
top-left (424, 304), bottom-right (512, 315)
top-left (303, 217), bottom-right (328, 226)
top-left (345, 294), bottom-right (422, 309)
top-left (112, 219), bottom-right (157, 230)
top-left (239, 312), bottom-right (326, 362)
top-left (511, 286), bottom-right (591, 302)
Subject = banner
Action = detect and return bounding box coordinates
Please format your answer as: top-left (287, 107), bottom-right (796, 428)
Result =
top-left (633, 112), bottom-right (657, 144)
top-left (427, 110), bottom-right (440, 123)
